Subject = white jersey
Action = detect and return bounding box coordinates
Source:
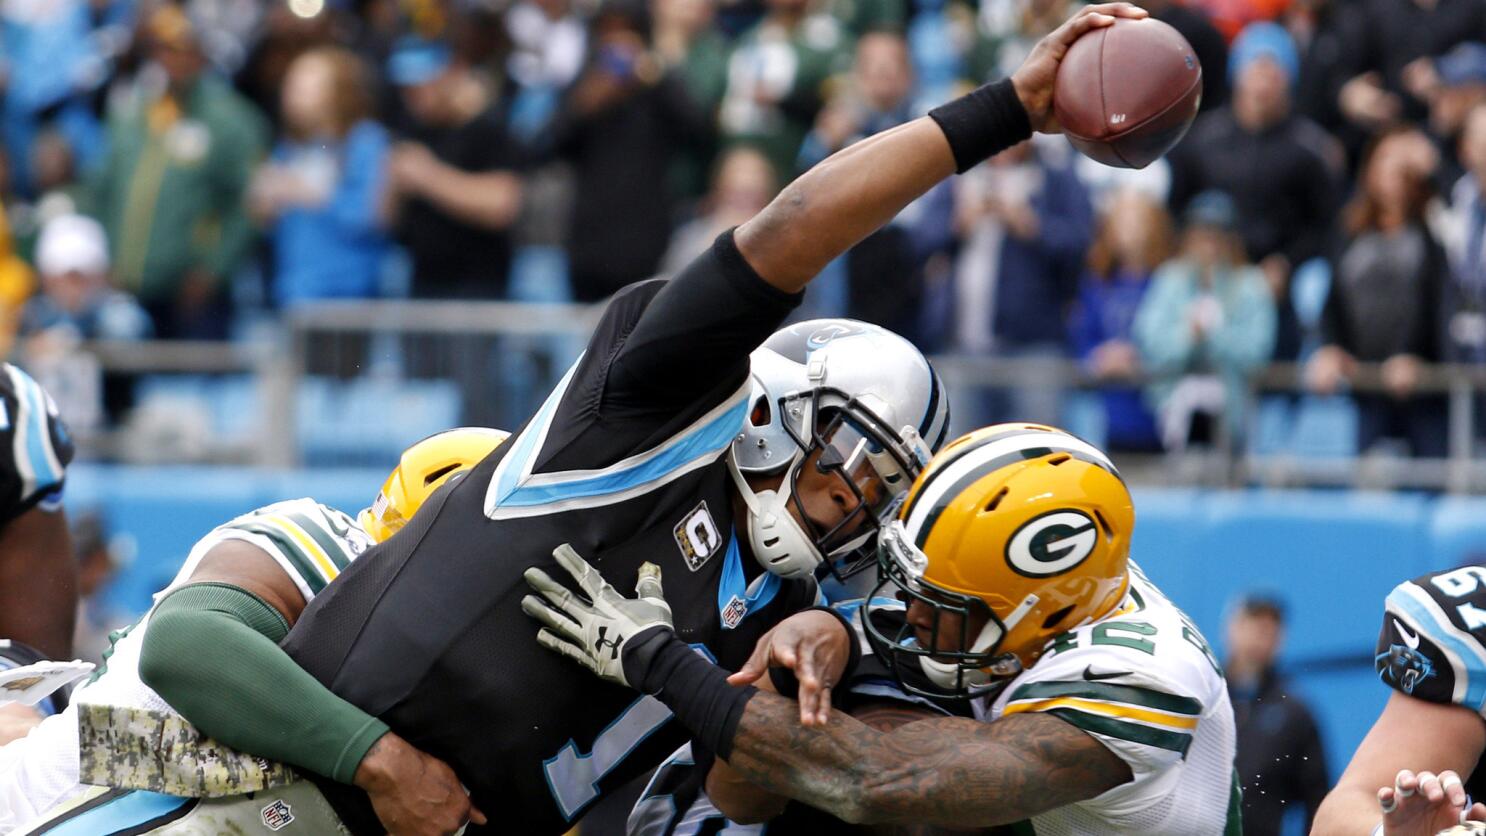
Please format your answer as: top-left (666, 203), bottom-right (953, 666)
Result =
top-left (0, 499), bottom-right (370, 832)
top-left (981, 563), bottom-right (1240, 836)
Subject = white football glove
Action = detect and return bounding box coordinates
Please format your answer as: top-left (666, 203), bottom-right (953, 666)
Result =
top-left (522, 543), bottom-right (675, 688)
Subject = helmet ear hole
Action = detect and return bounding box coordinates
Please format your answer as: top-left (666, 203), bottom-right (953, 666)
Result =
top-left (1092, 509), bottom-right (1114, 539)
top-left (983, 488), bottom-right (1008, 513)
top-left (1042, 604), bottom-right (1075, 631)
top-left (750, 396), bottom-right (772, 427)
top-left (423, 463), bottom-right (460, 486)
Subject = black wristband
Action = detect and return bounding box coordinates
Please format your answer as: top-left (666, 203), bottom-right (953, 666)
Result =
top-left (629, 630), bottom-right (758, 760)
top-left (927, 78), bottom-right (1034, 174)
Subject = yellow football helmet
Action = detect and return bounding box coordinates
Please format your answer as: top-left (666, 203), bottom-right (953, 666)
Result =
top-left (864, 423), bottom-right (1134, 698)
top-left (359, 427), bottom-right (510, 543)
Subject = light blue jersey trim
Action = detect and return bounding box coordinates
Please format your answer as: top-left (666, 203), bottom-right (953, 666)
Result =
top-left (501, 398), bottom-right (749, 508)
top-left (487, 357), bottom-right (584, 510)
top-left (1389, 584), bottom-right (1486, 711)
top-left (485, 353), bottom-right (750, 520)
top-left (716, 535), bottom-right (782, 629)
top-left (831, 596), bottom-right (902, 621)
top-left (8, 366), bottom-right (62, 503)
top-left (17, 372), bottom-right (59, 491)
top-left (43, 791), bottom-right (192, 835)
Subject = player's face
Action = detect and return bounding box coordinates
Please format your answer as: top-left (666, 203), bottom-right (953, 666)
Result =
top-left (788, 408), bottom-right (914, 564)
top-left (905, 587), bottom-right (991, 657)
top-left (791, 447), bottom-right (878, 538)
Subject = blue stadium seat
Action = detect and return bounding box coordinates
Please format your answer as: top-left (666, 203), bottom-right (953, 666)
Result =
top-left (296, 376), bottom-right (463, 466)
top-left (1426, 496), bottom-right (1486, 573)
top-left (66, 466), bottom-right (263, 616)
top-left (1252, 395), bottom-right (1358, 459)
top-left (1131, 489), bottom-right (1429, 660)
top-left (1059, 391), bottom-right (1108, 449)
top-left (259, 467), bottom-right (389, 518)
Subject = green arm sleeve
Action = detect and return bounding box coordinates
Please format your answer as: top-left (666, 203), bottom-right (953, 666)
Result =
top-left (138, 582), bottom-right (389, 785)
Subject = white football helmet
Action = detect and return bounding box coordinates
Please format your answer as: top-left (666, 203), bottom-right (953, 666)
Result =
top-left (729, 319), bottom-right (951, 580)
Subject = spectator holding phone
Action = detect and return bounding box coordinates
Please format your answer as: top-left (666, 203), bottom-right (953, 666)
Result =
top-left (551, 0), bottom-right (713, 301)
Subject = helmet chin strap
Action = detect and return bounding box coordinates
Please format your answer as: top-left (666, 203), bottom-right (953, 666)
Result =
top-left (727, 453), bottom-right (824, 580)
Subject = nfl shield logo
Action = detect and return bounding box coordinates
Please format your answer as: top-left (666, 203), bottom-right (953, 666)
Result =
top-left (261, 799), bottom-right (294, 831)
top-left (721, 594), bottom-right (748, 630)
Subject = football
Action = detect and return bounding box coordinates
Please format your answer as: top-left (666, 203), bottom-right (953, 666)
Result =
top-left (1052, 17), bottom-right (1203, 169)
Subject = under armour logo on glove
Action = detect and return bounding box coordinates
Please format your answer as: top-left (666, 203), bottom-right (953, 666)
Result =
top-left (595, 627), bottom-right (624, 660)
top-left (522, 545), bottom-right (675, 688)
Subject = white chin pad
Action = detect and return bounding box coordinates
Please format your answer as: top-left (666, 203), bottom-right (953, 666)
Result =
top-left (729, 455), bottom-right (822, 579)
top-left (915, 611), bottom-right (1003, 689)
top-left (919, 656), bottom-right (991, 690)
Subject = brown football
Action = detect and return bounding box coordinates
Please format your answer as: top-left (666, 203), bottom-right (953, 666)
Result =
top-left (1052, 17), bottom-right (1202, 169)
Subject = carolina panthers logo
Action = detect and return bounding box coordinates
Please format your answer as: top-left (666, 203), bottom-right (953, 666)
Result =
top-left (1377, 645), bottom-right (1436, 694)
top-left (1006, 510), bottom-right (1099, 577)
top-left (1376, 620), bottom-right (1437, 695)
top-left (806, 323), bottom-right (865, 349)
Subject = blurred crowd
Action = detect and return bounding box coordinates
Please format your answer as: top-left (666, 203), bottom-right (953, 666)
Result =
top-left (0, 0), bottom-right (1484, 457)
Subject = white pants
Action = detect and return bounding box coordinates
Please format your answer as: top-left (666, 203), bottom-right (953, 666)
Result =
top-left (12, 780), bottom-right (352, 835)
top-left (0, 705), bottom-right (83, 833)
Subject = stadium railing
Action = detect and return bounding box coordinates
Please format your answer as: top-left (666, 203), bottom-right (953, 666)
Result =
top-left (47, 300), bottom-right (1486, 491)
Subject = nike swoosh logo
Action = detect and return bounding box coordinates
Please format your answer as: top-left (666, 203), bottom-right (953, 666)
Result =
top-left (1394, 618), bottom-right (1421, 649)
top-left (1083, 666), bottom-right (1132, 682)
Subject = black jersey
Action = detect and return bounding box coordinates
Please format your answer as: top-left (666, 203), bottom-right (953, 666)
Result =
top-left (1376, 565), bottom-right (1486, 800)
top-left (0, 364), bottom-right (72, 524)
top-left (283, 232), bottom-right (820, 834)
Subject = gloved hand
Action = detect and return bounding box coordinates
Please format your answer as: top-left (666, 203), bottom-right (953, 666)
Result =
top-left (522, 544), bottom-right (674, 688)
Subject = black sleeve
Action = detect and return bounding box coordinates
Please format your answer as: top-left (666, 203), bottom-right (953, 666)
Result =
top-left (1416, 228), bottom-right (1448, 362)
top-left (606, 230), bottom-right (802, 411)
top-left (1334, 0), bottom-right (1379, 84)
top-left (657, 73), bottom-right (716, 150)
top-left (1376, 569), bottom-right (1486, 712)
top-left (464, 111), bottom-right (524, 171)
top-left (1283, 134), bottom-right (1340, 269)
top-left (1166, 128), bottom-right (1199, 217)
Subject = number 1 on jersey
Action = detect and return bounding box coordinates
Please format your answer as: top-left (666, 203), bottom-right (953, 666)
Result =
top-left (544, 695), bottom-right (673, 820)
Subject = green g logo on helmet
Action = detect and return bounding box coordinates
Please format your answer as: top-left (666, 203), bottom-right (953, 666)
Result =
top-left (1006, 510), bottom-right (1099, 577)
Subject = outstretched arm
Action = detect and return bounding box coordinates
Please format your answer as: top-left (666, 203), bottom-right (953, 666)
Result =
top-left (1314, 691), bottom-right (1486, 836)
top-left (718, 691), bottom-right (1129, 827)
top-left (735, 3), bottom-right (1147, 293)
top-left (709, 698), bottom-right (1000, 835)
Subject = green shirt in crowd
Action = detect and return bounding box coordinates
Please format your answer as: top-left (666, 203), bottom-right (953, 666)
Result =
top-left (89, 74), bottom-right (267, 304)
top-left (719, 14), bottom-right (854, 178)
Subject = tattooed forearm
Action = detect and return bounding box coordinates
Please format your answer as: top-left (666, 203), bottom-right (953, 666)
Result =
top-left (722, 691), bottom-right (1132, 827)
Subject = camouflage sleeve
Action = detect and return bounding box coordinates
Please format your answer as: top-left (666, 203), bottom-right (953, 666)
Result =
top-left (1377, 569), bottom-right (1486, 714)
